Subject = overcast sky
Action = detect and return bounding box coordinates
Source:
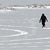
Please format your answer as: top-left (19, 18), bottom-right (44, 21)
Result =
top-left (0, 0), bottom-right (50, 6)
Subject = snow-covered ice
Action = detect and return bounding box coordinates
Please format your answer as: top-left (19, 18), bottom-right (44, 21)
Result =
top-left (0, 5), bottom-right (50, 50)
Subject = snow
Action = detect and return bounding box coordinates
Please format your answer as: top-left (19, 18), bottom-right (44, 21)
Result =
top-left (0, 5), bottom-right (49, 50)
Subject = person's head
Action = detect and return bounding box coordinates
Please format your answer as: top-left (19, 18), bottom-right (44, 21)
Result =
top-left (42, 13), bottom-right (45, 16)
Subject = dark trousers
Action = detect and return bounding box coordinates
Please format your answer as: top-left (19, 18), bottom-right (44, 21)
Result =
top-left (42, 22), bottom-right (45, 27)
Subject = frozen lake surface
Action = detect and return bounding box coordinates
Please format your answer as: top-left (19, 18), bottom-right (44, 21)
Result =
top-left (0, 8), bottom-right (50, 50)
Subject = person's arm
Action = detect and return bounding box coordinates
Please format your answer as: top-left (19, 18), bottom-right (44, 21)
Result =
top-left (39, 16), bottom-right (42, 23)
top-left (45, 17), bottom-right (48, 22)
top-left (47, 19), bottom-right (48, 22)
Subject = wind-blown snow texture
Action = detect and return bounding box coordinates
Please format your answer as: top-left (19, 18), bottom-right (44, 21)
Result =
top-left (0, 8), bottom-right (49, 50)
top-left (0, 0), bottom-right (50, 50)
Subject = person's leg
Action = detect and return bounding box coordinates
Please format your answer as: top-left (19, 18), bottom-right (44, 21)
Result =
top-left (42, 22), bottom-right (45, 28)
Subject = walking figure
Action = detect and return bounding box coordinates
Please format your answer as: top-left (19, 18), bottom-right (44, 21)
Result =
top-left (39, 13), bottom-right (48, 28)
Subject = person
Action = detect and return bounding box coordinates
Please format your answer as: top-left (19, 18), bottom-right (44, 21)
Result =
top-left (39, 13), bottom-right (48, 28)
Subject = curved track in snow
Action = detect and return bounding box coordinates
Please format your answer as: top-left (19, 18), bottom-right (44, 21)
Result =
top-left (0, 25), bottom-right (28, 37)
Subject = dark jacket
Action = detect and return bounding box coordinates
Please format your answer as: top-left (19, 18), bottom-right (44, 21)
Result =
top-left (39, 14), bottom-right (48, 23)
